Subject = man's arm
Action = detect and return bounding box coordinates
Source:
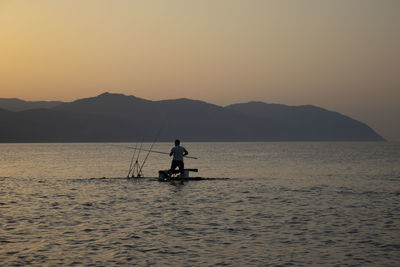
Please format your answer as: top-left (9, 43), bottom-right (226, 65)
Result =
top-left (183, 148), bottom-right (188, 156)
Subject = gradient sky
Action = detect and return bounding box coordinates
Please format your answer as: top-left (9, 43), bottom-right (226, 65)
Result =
top-left (1, 0), bottom-right (399, 140)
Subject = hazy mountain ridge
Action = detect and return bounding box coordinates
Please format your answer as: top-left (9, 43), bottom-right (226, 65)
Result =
top-left (0, 98), bottom-right (63, 112)
top-left (0, 93), bottom-right (385, 142)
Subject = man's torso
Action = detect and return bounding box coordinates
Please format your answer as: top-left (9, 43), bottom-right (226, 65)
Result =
top-left (171, 146), bottom-right (186, 161)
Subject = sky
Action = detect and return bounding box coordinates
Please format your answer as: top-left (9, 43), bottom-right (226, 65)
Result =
top-left (0, 0), bottom-right (399, 140)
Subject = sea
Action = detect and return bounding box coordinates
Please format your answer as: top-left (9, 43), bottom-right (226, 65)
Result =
top-left (1, 142), bottom-right (399, 266)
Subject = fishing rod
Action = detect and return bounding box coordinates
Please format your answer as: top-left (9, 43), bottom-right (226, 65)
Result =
top-left (125, 146), bottom-right (198, 159)
top-left (138, 128), bottom-right (163, 176)
top-left (110, 144), bottom-right (199, 159)
top-left (127, 142), bottom-right (138, 177)
top-left (133, 139), bottom-right (144, 177)
top-left (126, 138), bottom-right (145, 178)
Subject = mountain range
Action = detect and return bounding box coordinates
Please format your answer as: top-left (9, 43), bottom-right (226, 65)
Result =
top-left (0, 92), bottom-right (384, 142)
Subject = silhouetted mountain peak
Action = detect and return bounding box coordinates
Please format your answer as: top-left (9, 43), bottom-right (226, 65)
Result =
top-left (74, 92), bottom-right (149, 103)
top-left (96, 92), bottom-right (144, 100)
top-left (98, 92), bottom-right (112, 97)
top-left (54, 92), bottom-right (152, 117)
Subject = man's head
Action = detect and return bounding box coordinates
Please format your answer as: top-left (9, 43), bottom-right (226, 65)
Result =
top-left (175, 139), bottom-right (180, 146)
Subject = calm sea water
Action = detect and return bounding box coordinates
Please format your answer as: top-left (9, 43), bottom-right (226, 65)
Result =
top-left (1, 142), bottom-right (399, 266)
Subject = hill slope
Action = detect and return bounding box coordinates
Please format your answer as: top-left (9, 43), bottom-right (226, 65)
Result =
top-left (227, 101), bottom-right (384, 141)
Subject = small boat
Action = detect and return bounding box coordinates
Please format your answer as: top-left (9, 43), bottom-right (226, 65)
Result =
top-left (156, 169), bottom-right (229, 181)
top-left (158, 168), bottom-right (199, 181)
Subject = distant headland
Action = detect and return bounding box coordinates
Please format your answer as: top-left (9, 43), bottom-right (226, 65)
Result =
top-left (0, 92), bottom-right (385, 142)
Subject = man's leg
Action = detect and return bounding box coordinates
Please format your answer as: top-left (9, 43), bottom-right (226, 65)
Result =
top-left (178, 161), bottom-right (184, 177)
top-left (169, 160), bottom-right (178, 176)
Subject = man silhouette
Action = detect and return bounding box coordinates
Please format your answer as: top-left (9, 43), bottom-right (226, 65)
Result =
top-left (169, 139), bottom-right (188, 177)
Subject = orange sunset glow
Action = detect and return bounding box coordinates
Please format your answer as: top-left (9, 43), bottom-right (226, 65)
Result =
top-left (0, 0), bottom-right (399, 140)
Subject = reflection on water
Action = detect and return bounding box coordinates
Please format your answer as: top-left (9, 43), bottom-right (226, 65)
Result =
top-left (0, 142), bottom-right (399, 265)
